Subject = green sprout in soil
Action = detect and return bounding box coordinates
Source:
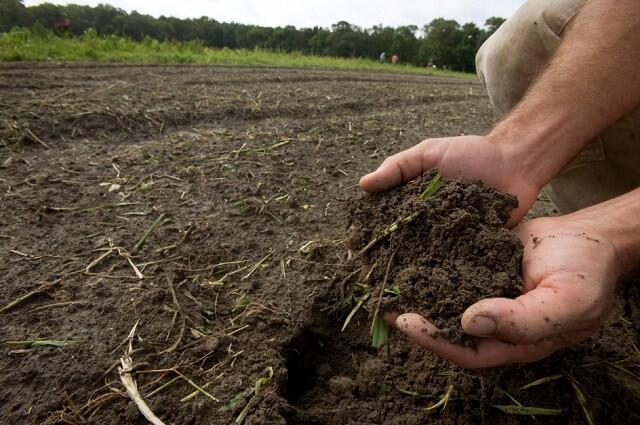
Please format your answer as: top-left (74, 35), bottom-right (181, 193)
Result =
top-left (371, 316), bottom-right (391, 349)
top-left (370, 250), bottom-right (397, 348)
top-left (4, 339), bottom-right (69, 350)
top-left (490, 382), bottom-right (564, 419)
top-left (378, 374), bottom-right (391, 398)
top-left (231, 366), bottom-right (274, 425)
top-left (358, 171), bottom-right (442, 257)
top-left (384, 286), bottom-right (401, 296)
top-left (419, 172), bottom-right (442, 200)
top-left (132, 213), bottom-right (171, 254)
top-left (499, 387), bottom-right (535, 420)
top-left (341, 291), bottom-right (371, 332)
top-left (0, 279), bottom-right (61, 314)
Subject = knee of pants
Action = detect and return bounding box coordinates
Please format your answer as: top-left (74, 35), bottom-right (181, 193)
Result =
top-left (476, 0), bottom-right (585, 114)
top-left (546, 117), bottom-right (640, 213)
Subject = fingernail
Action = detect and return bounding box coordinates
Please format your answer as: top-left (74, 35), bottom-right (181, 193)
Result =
top-left (467, 315), bottom-right (496, 337)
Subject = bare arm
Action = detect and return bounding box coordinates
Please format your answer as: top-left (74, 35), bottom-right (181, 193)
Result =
top-left (363, 0), bottom-right (640, 367)
top-left (361, 0), bottom-right (640, 223)
top-left (491, 0), bottom-right (640, 190)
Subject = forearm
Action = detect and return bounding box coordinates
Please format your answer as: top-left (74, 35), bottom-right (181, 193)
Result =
top-left (488, 0), bottom-right (640, 190)
top-left (568, 187), bottom-right (640, 276)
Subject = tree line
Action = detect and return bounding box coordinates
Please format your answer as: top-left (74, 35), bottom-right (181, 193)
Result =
top-left (0, 0), bottom-right (505, 72)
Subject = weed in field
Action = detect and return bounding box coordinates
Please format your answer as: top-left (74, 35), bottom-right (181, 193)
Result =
top-left (227, 367), bottom-right (274, 425)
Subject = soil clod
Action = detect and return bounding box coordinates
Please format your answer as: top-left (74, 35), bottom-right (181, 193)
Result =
top-left (346, 169), bottom-right (523, 345)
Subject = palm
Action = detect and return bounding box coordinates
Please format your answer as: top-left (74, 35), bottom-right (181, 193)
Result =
top-left (391, 217), bottom-right (619, 368)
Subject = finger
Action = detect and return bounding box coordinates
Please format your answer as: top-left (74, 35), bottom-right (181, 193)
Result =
top-left (462, 284), bottom-right (597, 345)
top-left (396, 313), bottom-right (567, 368)
top-left (359, 142), bottom-right (434, 192)
top-left (395, 313), bottom-right (480, 366)
top-left (383, 311), bottom-right (400, 325)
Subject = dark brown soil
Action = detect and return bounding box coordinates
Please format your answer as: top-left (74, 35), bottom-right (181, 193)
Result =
top-left (344, 170), bottom-right (523, 345)
top-left (1, 63), bottom-right (638, 425)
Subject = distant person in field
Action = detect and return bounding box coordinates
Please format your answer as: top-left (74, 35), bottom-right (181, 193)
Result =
top-left (360, 0), bottom-right (640, 368)
top-left (391, 54), bottom-right (399, 65)
top-left (379, 52), bottom-right (386, 64)
top-left (57, 16), bottom-right (71, 36)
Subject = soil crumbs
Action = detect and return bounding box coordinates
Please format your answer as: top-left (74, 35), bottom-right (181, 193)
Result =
top-left (345, 170), bottom-right (523, 346)
top-left (0, 63), bottom-right (639, 425)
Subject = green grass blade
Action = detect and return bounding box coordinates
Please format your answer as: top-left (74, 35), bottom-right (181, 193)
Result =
top-left (341, 293), bottom-right (370, 332)
top-left (358, 212), bottom-right (419, 256)
top-left (566, 374), bottom-right (595, 425)
top-left (372, 316), bottom-right (390, 348)
top-left (498, 387), bottom-right (534, 420)
top-left (219, 390), bottom-right (251, 412)
top-left (491, 405), bottom-right (563, 416)
top-left (520, 374), bottom-right (563, 390)
top-left (419, 172), bottom-right (442, 200)
top-left (383, 286), bottom-right (401, 295)
top-left (396, 387), bottom-right (420, 397)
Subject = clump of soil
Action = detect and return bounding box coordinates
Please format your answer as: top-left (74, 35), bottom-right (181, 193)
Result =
top-left (345, 169), bottom-right (523, 345)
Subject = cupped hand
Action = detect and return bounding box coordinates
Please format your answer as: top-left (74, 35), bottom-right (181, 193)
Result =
top-left (389, 215), bottom-right (622, 368)
top-left (360, 135), bottom-right (540, 226)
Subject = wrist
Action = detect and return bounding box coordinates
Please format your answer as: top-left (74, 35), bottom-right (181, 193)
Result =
top-left (566, 189), bottom-right (640, 277)
top-left (487, 113), bottom-right (574, 192)
top-left (486, 95), bottom-right (597, 194)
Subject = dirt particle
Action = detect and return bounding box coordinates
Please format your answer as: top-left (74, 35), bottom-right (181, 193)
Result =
top-left (328, 376), bottom-right (357, 397)
top-left (357, 359), bottom-right (386, 398)
top-left (532, 236), bottom-right (542, 248)
top-left (285, 214), bottom-right (300, 225)
top-left (316, 362), bottom-right (333, 379)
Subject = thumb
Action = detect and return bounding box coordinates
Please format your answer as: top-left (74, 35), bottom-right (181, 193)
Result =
top-left (461, 285), bottom-right (594, 345)
top-left (359, 141), bottom-right (438, 192)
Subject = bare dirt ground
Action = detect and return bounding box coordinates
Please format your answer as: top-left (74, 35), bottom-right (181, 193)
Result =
top-left (1, 64), bottom-right (638, 425)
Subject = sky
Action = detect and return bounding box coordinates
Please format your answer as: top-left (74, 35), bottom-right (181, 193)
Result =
top-left (24, 0), bottom-right (523, 29)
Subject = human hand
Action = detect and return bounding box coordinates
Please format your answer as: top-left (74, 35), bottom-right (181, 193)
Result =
top-left (360, 135), bottom-right (541, 226)
top-left (389, 215), bottom-right (623, 368)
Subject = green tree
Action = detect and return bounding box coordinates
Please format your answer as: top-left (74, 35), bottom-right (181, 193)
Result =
top-left (3, 1), bottom-right (504, 72)
top-left (29, 3), bottom-right (65, 30)
top-left (391, 25), bottom-right (419, 64)
top-left (421, 18), bottom-right (462, 69)
top-left (456, 22), bottom-right (482, 72)
top-left (0, 0), bottom-right (30, 32)
top-left (484, 16), bottom-right (506, 37)
top-left (327, 21), bottom-right (367, 57)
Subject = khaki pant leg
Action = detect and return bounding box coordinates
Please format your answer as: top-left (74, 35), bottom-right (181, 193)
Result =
top-left (476, 0), bottom-right (640, 214)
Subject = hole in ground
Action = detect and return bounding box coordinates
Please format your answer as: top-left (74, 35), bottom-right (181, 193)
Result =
top-left (282, 327), bottom-right (325, 403)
